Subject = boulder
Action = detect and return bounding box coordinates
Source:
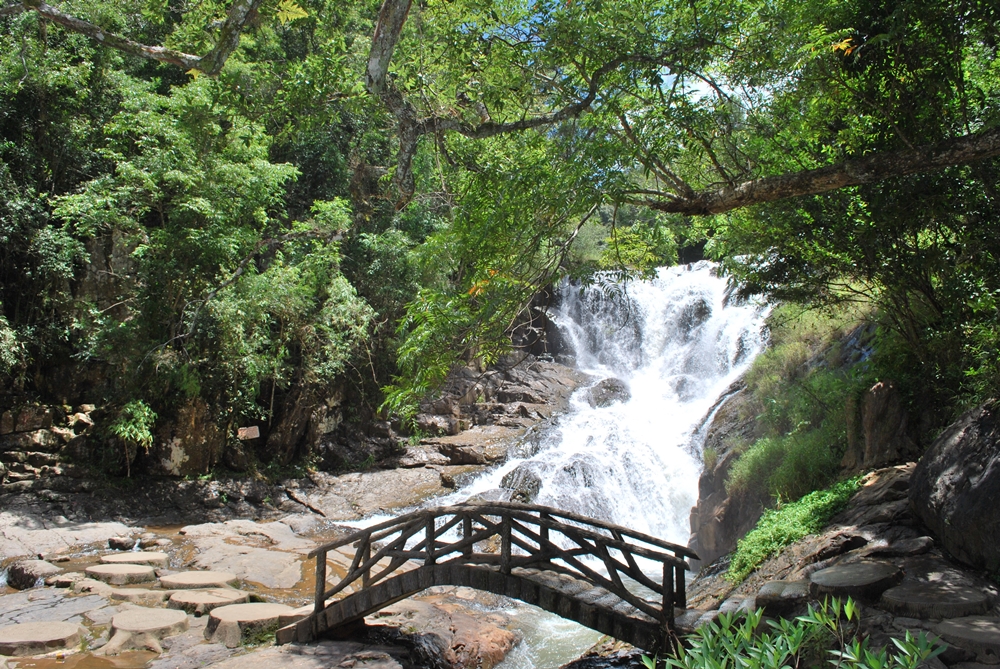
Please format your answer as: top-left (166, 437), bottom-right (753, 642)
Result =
top-left (584, 378), bottom-right (631, 408)
top-left (500, 465), bottom-right (542, 503)
top-left (0, 621), bottom-right (83, 656)
top-left (7, 560), bottom-right (62, 590)
top-left (108, 536), bottom-right (137, 550)
top-left (909, 400), bottom-right (1000, 572)
top-left (205, 603), bottom-right (295, 648)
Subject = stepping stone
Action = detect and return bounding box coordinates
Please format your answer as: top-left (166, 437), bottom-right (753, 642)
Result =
top-left (168, 588), bottom-right (250, 616)
top-left (159, 571), bottom-right (239, 589)
top-left (277, 604), bottom-right (313, 627)
top-left (809, 560), bottom-right (902, 602)
top-left (109, 588), bottom-right (173, 606)
top-left (85, 563), bottom-right (156, 585)
top-left (0, 621), bottom-right (83, 656)
top-left (934, 617), bottom-right (1000, 663)
top-left (100, 551), bottom-right (169, 568)
top-left (881, 582), bottom-right (993, 619)
top-left (757, 579), bottom-right (810, 615)
top-left (205, 603), bottom-right (295, 648)
top-left (101, 608), bottom-right (190, 656)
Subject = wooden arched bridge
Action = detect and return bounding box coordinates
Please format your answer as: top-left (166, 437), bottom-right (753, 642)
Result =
top-left (276, 501), bottom-right (698, 651)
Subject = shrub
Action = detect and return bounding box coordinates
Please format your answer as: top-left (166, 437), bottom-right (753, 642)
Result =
top-left (645, 598), bottom-right (943, 669)
top-left (727, 478), bottom-right (860, 583)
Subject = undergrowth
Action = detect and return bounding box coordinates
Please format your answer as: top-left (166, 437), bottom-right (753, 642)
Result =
top-left (644, 598), bottom-right (942, 669)
top-left (727, 477), bottom-right (861, 582)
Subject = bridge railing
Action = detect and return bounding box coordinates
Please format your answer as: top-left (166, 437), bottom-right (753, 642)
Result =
top-left (307, 501), bottom-right (698, 631)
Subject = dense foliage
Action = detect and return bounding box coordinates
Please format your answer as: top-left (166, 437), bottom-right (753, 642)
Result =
top-left (0, 0), bottom-right (997, 470)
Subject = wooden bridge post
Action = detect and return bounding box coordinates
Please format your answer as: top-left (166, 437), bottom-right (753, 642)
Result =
top-left (675, 562), bottom-right (686, 609)
top-left (314, 549), bottom-right (327, 614)
top-left (539, 512), bottom-right (550, 547)
top-left (500, 515), bottom-right (512, 573)
top-left (462, 515), bottom-right (473, 557)
top-left (425, 516), bottom-right (437, 566)
top-left (662, 562), bottom-right (675, 631)
top-left (362, 539), bottom-right (372, 587)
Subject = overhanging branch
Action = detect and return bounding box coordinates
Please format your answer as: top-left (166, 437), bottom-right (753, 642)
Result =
top-left (637, 126), bottom-right (1000, 216)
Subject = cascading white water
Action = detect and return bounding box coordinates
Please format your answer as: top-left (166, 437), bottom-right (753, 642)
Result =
top-left (454, 261), bottom-right (769, 545)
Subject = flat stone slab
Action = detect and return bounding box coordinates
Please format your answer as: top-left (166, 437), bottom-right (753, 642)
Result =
top-left (206, 603), bottom-right (295, 648)
top-left (0, 621), bottom-right (82, 656)
top-left (934, 616), bottom-right (1000, 663)
top-left (103, 607), bottom-right (190, 656)
top-left (109, 588), bottom-right (173, 606)
top-left (881, 582), bottom-right (993, 619)
top-left (169, 589), bottom-right (249, 615)
top-left (85, 563), bottom-right (156, 585)
top-left (160, 571), bottom-right (239, 590)
top-left (757, 579), bottom-right (809, 615)
top-left (810, 561), bottom-right (902, 601)
top-left (100, 551), bottom-right (169, 568)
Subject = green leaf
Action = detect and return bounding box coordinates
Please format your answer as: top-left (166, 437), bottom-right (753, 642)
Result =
top-left (276, 0), bottom-right (308, 25)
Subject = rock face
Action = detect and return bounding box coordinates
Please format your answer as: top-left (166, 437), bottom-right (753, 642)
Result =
top-left (687, 385), bottom-right (765, 568)
top-left (146, 398), bottom-right (225, 477)
top-left (841, 380), bottom-right (920, 471)
top-left (909, 400), bottom-right (1000, 573)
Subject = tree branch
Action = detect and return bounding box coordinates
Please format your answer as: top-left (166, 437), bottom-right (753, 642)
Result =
top-left (17, 0), bottom-right (262, 75)
top-left (641, 126), bottom-right (1000, 216)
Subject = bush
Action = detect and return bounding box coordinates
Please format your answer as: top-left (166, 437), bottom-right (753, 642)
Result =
top-left (728, 478), bottom-right (860, 583)
top-left (646, 598), bottom-right (943, 669)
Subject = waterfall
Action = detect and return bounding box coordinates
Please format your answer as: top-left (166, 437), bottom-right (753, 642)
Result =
top-left (456, 261), bottom-right (769, 545)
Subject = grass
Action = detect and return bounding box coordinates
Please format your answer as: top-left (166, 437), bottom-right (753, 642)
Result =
top-left (727, 477), bottom-right (861, 583)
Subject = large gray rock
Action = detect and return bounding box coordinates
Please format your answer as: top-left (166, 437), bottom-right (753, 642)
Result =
top-left (584, 378), bottom-right (631, 408)
top-left (909, 401), bottom-right (1000, 572)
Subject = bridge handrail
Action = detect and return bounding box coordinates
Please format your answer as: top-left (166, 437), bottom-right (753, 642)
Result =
top-left (309, 500), bottom-right (698, 561)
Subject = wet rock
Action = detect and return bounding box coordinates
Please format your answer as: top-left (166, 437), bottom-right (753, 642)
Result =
top-left (109, 535), bottom-right (138, 550)
top-left (910, 400), bottom-right (1000, 573)
top-left (584, 378), bottom-right (631, 408)
top-left (500, 465), bottom-right (542, 503)
top-left (0, 621), bottom-right (82, 656)
top-left (7, 560), bottom-right (62, 590)
top-left (416, 414), bottom-right (458, 436)
top-left (368, 597), bottom-right (517, 669)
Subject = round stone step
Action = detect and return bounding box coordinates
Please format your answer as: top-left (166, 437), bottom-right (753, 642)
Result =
top-left (0, 621), bottom-right (83, 656)
top-left (102, 608), bottom-right (190, 656)
top-left (205, 603), bottom-right (295, 648)
top-left (880, 582), bottom-right (993, 619)
top-left (168, 588), bottom-right (250, 615)
top-left (934, 616), bottom-right (1000, 663)
top-left (809, 560), bottom-right (902, 601)
top-left (85, 563), bottom-right (157, 585)
top-left (159, 571), bottom-right (239, 590)
top-left (100, 551), bottom-right (169, 568)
